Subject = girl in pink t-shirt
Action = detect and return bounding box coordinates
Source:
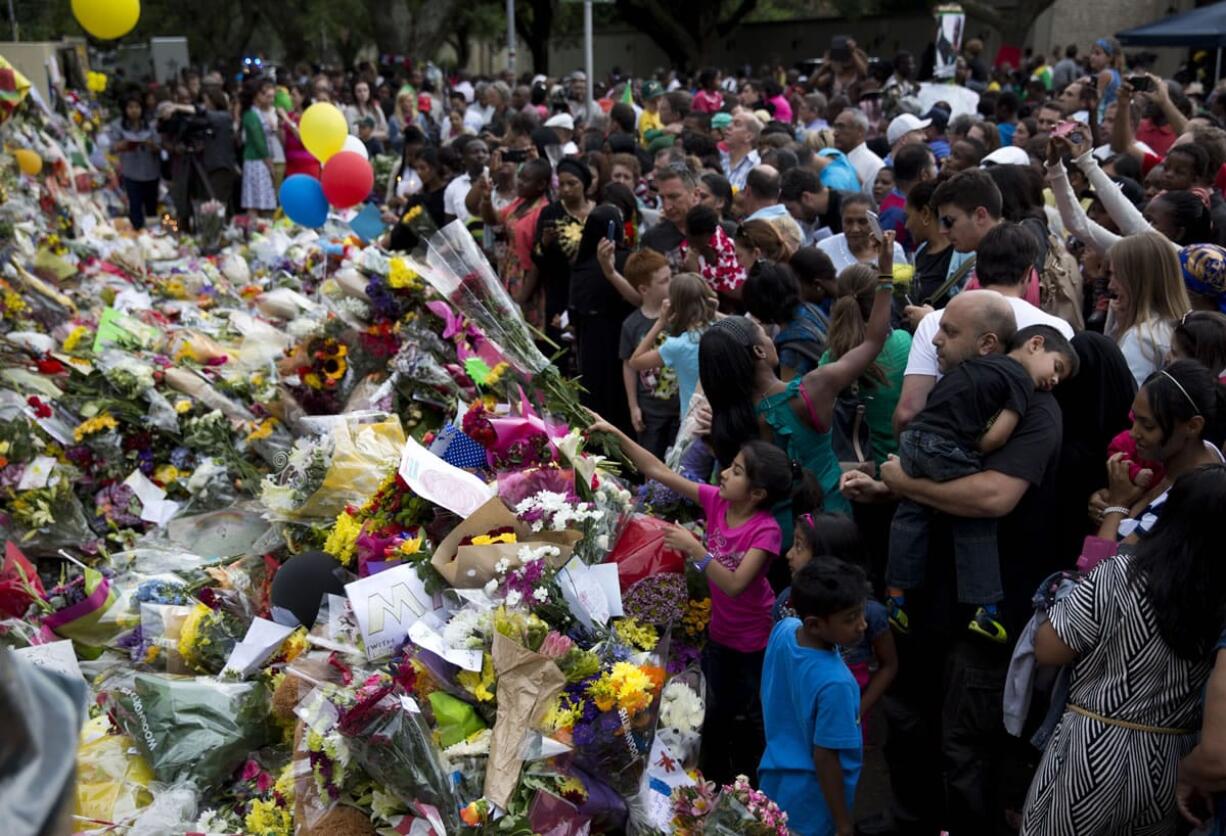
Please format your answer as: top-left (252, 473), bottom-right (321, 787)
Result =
top-left (590, 421), bottom-right (785, 784)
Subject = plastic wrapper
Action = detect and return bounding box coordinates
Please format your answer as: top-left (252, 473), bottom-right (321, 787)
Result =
top-left (102, 671), bottom-right (272, 788)
top-left (429, 690), bottom-right (487, 748)
top-left (604, 515), bottom-right (687, 592)
top-left (134, 602), bottom-right (195, 672)
top-left (263, 415), bottom-right (405, 522)
top-left (655, 668), bottom-right (706, 768)
top-left (74, 724), bottom-right (155, 825)
top-left (124, 784), bottom-right (199, 836)
top-left (529, 791), bottom-right (592, 836)
top-left (45, 566), bottom-right (124, 651)
top-left (340, 689), bottom-right (461, 833)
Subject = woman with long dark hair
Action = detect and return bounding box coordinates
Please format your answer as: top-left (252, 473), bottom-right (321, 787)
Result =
top-left (1022, 464), bottom-right (1226, 835)
top-left (107, 92), bottom-right (161, 230)
top-left (1089, 359), bottom-right (1226, 543)
top-left (698, 234), bottom-right (897, 524)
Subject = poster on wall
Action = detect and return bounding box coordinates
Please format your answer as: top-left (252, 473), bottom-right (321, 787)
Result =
top-left (933, 4), bottom-right (966, 80)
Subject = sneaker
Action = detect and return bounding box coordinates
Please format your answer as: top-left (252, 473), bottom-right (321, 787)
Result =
top-left (886, 597), bottom-right (910, 634)
top-left (968, 607), bottom-right (1007, 643)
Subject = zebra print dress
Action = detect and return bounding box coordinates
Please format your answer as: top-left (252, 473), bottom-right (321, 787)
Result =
top-left (1020, 554), bottom-right (1210, 835)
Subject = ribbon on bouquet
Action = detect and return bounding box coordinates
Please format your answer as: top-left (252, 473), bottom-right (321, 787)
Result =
top-left (426, 300), bottom-right (504, 370)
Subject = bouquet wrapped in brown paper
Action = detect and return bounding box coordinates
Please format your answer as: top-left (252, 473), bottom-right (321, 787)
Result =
top-left (431, 497), bottom-right (582, 588)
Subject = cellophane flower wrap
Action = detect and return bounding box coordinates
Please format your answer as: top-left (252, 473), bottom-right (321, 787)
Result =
top-left (539, 629), bottom-right (670, 798)
top-left (409, 220), bottom-right (549, 376)
top-left (334, 672), bottom-right (461, 833)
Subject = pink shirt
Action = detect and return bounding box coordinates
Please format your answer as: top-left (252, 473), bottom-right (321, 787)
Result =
top-left (767, 94), bottom-right (793, 125)
top-left (693, 89), bottom-right (724, 114)
top-left (698, 484), bottom-right (782, 653)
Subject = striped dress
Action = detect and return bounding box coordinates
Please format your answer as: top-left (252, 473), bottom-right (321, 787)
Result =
top-left (1020, 554), bottom-right (1210, 835)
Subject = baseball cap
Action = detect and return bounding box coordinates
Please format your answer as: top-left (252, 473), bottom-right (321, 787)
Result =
top-left (979, 146), bottom-right (1031, 167)
top-left (711, 112), bottom-right (733, 130)
top-left (887, 113), bottom-right (932, 146)
top-left (642, 80), bottom-right (664, 100)
top-left (544, 113), bottom-right (575, 131)
top-left (922, 106), bottom-right (951, 131)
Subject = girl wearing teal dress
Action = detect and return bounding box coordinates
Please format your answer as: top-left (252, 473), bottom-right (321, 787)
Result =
top-left (699, 234), bottom-right (898, 527)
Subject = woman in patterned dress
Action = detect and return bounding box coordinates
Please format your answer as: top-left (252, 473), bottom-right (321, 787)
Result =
top-left (240, 79), bottom-right (278, 216)
top-left (1021, 464), bottom-right (1226, 835)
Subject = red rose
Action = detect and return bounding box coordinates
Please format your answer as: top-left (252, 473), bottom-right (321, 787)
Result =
top-left (36, 356), bottom-right (66, 375)
top-left (26, 397), bottom-right (52, 419)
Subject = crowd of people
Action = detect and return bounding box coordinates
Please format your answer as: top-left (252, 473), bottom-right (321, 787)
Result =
top-left (100, 34), bottom-right (1226, 836)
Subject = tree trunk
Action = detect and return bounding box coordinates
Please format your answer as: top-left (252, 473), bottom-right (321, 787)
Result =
top-left (364, 0), bottom-right (463, 61)
top-left (516, 0), bottom-right (555, 75)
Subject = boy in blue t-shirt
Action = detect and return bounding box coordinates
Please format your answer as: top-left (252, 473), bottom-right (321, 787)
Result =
top-left (759, 559), bottom-right (868, 836)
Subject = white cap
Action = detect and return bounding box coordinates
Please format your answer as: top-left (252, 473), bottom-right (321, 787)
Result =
top-left (886, 113), bottom-right (932, 146)
top-left (980, 146), bottom-right (1031, 167)
top-left (544, 113), bottom-right (575, 131)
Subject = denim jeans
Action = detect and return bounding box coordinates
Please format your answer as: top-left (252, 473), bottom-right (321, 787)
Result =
top-left (123, 177), bottom-right (159, 230)
top-left (888, 430), bottom-right (1003, 605)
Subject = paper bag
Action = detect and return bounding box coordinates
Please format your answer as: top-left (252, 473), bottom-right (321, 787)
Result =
top-left (431, 497), bottom-right (582, 588)
top-left (484, 631), bottom-right (566, 808)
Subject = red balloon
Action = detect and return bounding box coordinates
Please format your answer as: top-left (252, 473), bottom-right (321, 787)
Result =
top-left (320, 151), bottom-right (374, 209)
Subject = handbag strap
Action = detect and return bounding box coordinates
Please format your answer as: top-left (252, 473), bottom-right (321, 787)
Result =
top-left (923, 254), bottom-right (976, 308)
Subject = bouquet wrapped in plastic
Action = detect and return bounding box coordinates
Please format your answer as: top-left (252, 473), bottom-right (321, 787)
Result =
top-left (671, 774), bottom-right (790, 835)
top-left (101, 671), bottom-right (272, 788)
top-left (409, 220), bottom-right (549, 376)
top-left (335, 673), bottom-right (461, 833)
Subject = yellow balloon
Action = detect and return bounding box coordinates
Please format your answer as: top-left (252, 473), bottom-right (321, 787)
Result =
top-left (14, 149), bottom-right (42, 176)
top-left (300, 103), bottom-right (348, 163)
top-left (71, 0), bottom-right (140, 40)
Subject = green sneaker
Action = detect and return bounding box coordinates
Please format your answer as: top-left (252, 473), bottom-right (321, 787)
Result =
top-left (886, 598), bottom-right (910, 634)
top-left (968, 607), bottom-right (1008, 644)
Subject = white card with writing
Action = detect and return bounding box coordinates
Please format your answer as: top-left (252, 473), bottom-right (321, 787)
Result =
top-left (557, 557), bottom-right (611, 630)
top-left (640, 737), bottom-right (694, 830)
top-left (17, 455), bottom-right (56, 491)
top-left (345, 563), bottom-right (440, 660)
top-left (16, 640), bottom-right (83, 681)
top-left (222, 617), bottom-right (295, 678)
top-left (397, 436), bottom-right (495, 518)
top-left (407, 618), bottom-right (484, 672)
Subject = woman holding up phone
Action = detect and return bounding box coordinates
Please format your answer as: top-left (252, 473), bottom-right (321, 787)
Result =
top-left (816, 193), bottom-right (908, 274)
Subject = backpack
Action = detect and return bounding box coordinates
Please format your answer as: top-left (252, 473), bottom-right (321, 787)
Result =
top-left (831, 381), bottom-right (876, 477)
top-left (1037, 231), bottom-right (1085, 331)
top-left (1021, 218), bottom-right (1084, 331)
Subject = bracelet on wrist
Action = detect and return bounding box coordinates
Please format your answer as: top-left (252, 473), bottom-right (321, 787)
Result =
top-left (692, 554), bottom-right (713, 573)
top-left (1100, 505), bottom-right (1130, 519)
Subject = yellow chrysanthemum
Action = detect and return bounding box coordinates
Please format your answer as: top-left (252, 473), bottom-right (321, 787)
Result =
top-left (176, 602), bottom-right (211, 662)
top-left (323, 511), bottom-right (361, 567)
top-left (73, 413), bottom-right (118, 442)
top-left (174, 399), bottom-right (193, 414)
top-left (2, 288), bottom-right (27, 316)
top-left (154, 465), bottom-right (183, 486)
top-left (387, 258), bottom-right (423, 290)
top-left (62, 326), bottom-right (90, 353)
top-left (470, 532), bottom-right (517, 546)
top-left (402, 205), bottom-right (424, 225)
top-left (484, 362), bottom-right (510, 387)
top-left (457, 653), bottom-right (497, 703)
top-left (614, 617), bottom-right (658, 652)
top-left (399, 535), bottom-right (423, 556)
top-left (280, 628), bottom-right (310, 663)
top-left (246, 418), bottom-right (277, 442)
top-left (608, 661), bottom-right (656, 715)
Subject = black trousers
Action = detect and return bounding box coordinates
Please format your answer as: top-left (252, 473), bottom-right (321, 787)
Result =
top-left (699, 639), bottom-right (766, 788)
top-left (881, 621), bottom-right (1037, 835)
top-left (574, 311), bottom-right (632, 435)
top-left (123, 177), bottom-right (159, 230)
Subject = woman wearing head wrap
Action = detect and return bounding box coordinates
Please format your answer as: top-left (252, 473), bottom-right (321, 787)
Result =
top-left (1052, 332), bottom-right (1136, 562)
top-left (1180, 243), bottom-right (1226, 314)
top-left (531, 158), bottom-right (594, 357)
top-left (569, 204), bottom-right (636, 432)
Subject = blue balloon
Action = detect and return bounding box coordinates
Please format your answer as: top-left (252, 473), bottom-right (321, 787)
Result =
top-left (279, 174), bottom-right (329, 228)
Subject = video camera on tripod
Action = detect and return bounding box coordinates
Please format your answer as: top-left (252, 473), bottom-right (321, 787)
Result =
top-left (159, 105), bottom-right (214, 154)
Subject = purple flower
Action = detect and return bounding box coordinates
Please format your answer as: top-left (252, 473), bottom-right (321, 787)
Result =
top-left (170, 446), bottom-right (192, 469)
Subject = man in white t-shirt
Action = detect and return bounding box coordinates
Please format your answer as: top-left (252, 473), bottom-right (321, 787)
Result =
top-left (443, 136), bottom-right (489, 224)
top-left (894, 221), bottom-right (1074, 432)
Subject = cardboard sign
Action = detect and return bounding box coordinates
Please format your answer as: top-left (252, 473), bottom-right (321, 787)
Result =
top-left (345, 563), bottom-right (441, 659)
top-left (398, 436), bottom-right (496, 519)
